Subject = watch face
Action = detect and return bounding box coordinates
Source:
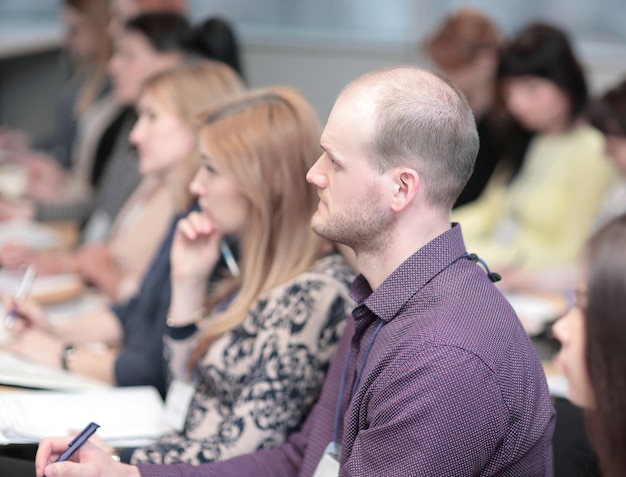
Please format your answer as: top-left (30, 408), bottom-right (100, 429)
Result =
top-left (62, 344), bottom-right (77, 370)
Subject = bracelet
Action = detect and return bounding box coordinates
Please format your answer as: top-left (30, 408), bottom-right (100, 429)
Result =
top-left (61, 344), bottom-right (77, 371)
top-left (166, 308), bottom-right (206, 328)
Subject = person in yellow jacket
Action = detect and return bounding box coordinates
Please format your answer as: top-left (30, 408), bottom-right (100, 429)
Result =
top-left (453, 22), bottom-right (615, 282)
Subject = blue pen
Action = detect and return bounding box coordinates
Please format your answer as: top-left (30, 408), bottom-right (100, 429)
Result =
top-left (220, 240), bottom-right (240, 277)
top-left (55, 422), bottom-right (100, 463)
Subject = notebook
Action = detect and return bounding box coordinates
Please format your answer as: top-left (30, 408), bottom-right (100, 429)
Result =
top-left (502, 292), bottom-right (566, 336)
top-left (0, 270), bottom-right (83, 304)
top-left (0, 219), bottom-right (60, 250)
top-left (0, 386), bottom-right (172, 446)
top-left (0, 350), bottom-right (109, 391)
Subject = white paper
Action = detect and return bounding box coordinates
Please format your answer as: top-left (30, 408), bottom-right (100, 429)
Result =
top-left (545, 372), bottom-right (569, 400)
top-left (0, 270), bottom-right (83, 303)
top-left (0, 219), bottom-right (60, 250)
top-left (0, 350), bottom-right (108, 391)
top-left (164, 380), bottom-right (195, 431)
top-left (502, 292), bottom-right (564, 336)
top-left (0, 386), bottom-right (172, 446)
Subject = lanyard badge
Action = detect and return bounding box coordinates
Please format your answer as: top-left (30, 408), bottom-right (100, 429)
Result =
top-left (313, 442), bottom-right (341, 477)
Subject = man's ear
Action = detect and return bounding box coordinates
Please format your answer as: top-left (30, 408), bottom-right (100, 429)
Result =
top-left (391, 168), bottom-right (419, 212)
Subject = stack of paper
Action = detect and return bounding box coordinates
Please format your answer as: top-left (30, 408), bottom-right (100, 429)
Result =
top-left (0, 351), bottom-right (108, 391)
top-left (0, 270), bottom-right (83, 304)
top-left (0, 386), bottom-right (172, 446)
top-left (502, 292), bottom-right (566, 336)
top-left (0, 219), bottom-right (60, 250)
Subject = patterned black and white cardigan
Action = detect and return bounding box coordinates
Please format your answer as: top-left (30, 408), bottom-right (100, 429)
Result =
top-left (131, 253), bottom-right (355, 465)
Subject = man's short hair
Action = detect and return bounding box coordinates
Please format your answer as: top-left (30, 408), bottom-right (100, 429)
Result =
top-left (348, 67), bottom-right (479, 210)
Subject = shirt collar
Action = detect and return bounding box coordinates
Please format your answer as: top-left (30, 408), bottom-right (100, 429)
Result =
top-left (349, 223), bottom-right (467, 323)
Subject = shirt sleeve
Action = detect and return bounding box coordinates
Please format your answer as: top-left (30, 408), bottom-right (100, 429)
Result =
top-left (110, 293), bottom-right (168, 394)
top-left (136, 412), bottom-right (312, 477)
top-left (341, 344), bottom-right (508, 476)
top-left (131, 275), bottom-right (350, 466)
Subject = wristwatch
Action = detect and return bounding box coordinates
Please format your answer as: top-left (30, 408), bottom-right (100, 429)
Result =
top-left (61, 344), bottom-right (77, 371)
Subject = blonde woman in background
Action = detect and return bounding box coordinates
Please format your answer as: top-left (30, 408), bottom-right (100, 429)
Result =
top-left (3, 60), bottom-right (245, 396)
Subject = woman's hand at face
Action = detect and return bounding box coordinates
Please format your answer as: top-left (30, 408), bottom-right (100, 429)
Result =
top-left (170, 211), bottom-right (223, 284)
top-left (36, 437), bottom-right (140, 477)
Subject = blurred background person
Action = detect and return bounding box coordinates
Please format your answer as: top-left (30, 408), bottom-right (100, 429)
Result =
top-left (499, 76), bottom-right (626, 294)
top-left (0, 0), bottom-right (111, 169)
top-left (6, 0), bottom-right (192, 210)
top-left (0, 0), bottom-right (113, 202)
top-left (0, 12), bottom-right (190, 225)
top-left (1, 59), bottom-right (245, 396)
top-left (109, 0), bottom-right (188, 36)
top-left (425, 7), bottom-right (509, 208)
top-left (0, 11), bottom-right (243, 303)
top-left (552, 213), bottom-right (626, 477)
top-left (587, 78), bottom-right (626, 229)
top-left (453, 22), bottom-right (615, 286)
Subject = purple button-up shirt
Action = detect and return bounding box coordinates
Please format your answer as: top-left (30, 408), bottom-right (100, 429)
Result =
top-left (139, 224), bottom-right (555, 477)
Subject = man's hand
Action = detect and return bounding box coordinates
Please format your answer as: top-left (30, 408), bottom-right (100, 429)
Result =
top-left (36, 436), bottom-right (141, 477)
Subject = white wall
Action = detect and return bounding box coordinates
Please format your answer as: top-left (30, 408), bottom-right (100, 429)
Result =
top-left (239, 32), bottom-right (423, 121)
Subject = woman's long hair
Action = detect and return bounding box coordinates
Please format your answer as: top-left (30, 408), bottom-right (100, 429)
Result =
top-left (585, 213), bottom-right (626, 477)
top-left (139, 60), bottom-right (245, 210)
top-left (188, 87), bottom-right (326, 365)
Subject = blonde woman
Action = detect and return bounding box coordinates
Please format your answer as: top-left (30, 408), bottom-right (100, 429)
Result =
top-left (118, 87), bottom-right (355, 464)
top-left (4, 60), bottom-right (245, 396)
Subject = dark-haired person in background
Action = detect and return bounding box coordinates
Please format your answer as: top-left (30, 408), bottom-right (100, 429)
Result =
top-left (185, 17), bottom-right (244, 81)
top-left (108, 0), bottom-right (188, 36)
top-left (453, 22), bottom-right (615, 291)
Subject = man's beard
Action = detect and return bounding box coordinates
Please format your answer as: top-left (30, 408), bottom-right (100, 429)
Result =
top-left (311, 187), bottom-right (393, 255)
